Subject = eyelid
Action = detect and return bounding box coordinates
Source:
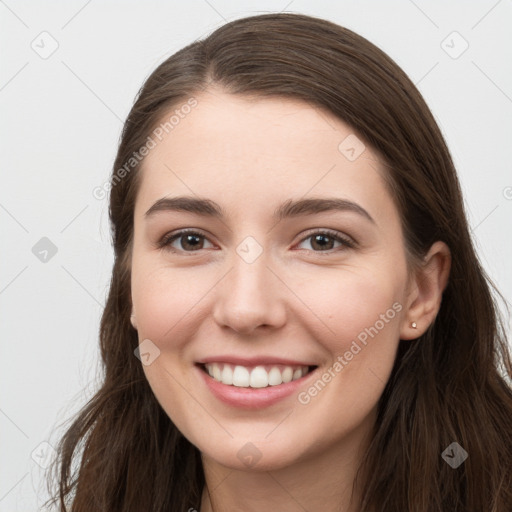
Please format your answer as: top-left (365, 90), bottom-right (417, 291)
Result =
top-left (157, 227), bottom-right (357, 253)
top-left (294, 228), bottom-right (356, 250)
top-left (157, 228), bottom-right (214, 252)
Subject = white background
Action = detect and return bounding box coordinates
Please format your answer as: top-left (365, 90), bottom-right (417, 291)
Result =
top-left (1, 1), bottom-right (511, 509)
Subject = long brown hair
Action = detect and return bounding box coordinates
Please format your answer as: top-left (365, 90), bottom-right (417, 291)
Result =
top-left (47, 12), bottom-right (512, 511)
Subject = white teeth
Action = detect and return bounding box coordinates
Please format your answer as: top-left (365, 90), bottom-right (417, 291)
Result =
top-left (250, 366), bottom-right (268, 388)
top-left (281, 367), bottom-right (293, 383)
top-left (204, 363), bottom-right (313, 388)
top-left (221, 364), bottom-right (233, 385)
top-left (232, 365), bottom-right (250, 387)
top-left (212, 363), bottom-right (222, 381)
top-left (268, 367), bottom-right (282, 386)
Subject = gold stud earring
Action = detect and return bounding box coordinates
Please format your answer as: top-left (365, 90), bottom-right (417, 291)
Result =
top-left (411, 321), bottom-right (417, 329)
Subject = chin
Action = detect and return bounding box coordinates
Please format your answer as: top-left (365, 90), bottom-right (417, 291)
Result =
top-left (202, 444), bottom-right (300, 472)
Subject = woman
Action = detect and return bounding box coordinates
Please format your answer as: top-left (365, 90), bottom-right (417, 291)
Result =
top-left (48, 12), bottom-right (512, 511)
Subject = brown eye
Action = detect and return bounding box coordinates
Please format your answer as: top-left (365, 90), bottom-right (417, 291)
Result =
top-left (296, 230), bottom-right (355, 252)
top-left (158, 229), bottom-right (355, 255)
top-left (159, 230), bottom-right (214, 253)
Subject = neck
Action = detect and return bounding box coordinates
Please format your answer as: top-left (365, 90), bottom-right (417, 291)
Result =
top-left (199, 409), bottom-right (376, 512)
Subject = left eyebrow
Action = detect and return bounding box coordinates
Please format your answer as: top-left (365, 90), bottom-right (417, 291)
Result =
top-left (275, 197), bottom-right (375, 224)
top-left (145, 195), bottom-right (375, 224)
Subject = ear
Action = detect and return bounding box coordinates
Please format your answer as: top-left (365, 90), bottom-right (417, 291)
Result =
top-left (130, 310), bottom-right (138, 330)
top-left (400, 241), bottom-right (451, 340)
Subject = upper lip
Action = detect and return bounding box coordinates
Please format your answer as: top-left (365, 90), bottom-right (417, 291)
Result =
top-left (196, 355), bottom-right (317, 367)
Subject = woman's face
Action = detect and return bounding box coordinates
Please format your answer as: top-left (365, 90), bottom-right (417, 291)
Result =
top-left (130, 89), bottom-right (413, 471)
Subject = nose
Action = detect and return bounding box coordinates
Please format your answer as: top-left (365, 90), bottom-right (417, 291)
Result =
top-left (212, 251), bottom-right (287, 335)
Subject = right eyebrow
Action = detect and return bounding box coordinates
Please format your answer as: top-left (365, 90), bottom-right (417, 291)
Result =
top-left (145, 195), bottom-right (375, 224)
top-left (145, 196), bottom-right (226, 219)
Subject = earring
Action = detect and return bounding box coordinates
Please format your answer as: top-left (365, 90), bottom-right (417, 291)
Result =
top-left (411, 321), bottom-right (417, 329)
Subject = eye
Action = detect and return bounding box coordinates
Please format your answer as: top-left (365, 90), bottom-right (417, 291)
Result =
top-left (158, 229), bottom-right (214, 253)
top-left (157, 228), bottom-right (355, 254)
top-left (295, 229), bottom-right (355, 252)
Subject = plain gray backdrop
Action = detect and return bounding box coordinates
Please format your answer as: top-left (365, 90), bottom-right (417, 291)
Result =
top-left (1, 1), bottom-right (511, 510)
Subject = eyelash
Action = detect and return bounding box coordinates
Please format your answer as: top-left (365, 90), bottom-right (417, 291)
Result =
top-left (157, 228), bottom-right (356, 255)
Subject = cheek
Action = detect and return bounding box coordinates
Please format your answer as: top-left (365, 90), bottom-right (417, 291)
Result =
top-left (297, 264), bottom-right (405, 349)
top-left (131, 258), bottom-right (209, 343)
top-left (131, 260), bottom-right (207, 437)
top-left (289, 270), bottom-right (404, 436)
top-left (290, 262), bottom-right (407, 412)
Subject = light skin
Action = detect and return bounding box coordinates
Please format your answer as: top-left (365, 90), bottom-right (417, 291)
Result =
top-left (129, 88), bottom-right (451, 511)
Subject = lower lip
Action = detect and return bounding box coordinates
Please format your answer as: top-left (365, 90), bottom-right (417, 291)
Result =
top-left (196, 365), bottom-right (317, 409)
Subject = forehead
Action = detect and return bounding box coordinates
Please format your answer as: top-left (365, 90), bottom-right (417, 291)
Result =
top-left (147, 90), bottom-right (370, 161)
top-left (135, 90), bottom-right (390, 219)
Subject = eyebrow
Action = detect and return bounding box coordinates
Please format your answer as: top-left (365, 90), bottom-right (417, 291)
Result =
top-left (145, 195), bottom-right (375, 224)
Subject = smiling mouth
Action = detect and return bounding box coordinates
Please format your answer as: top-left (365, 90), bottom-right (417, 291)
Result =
top-left (198, 362), bottom-right (318, 388)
